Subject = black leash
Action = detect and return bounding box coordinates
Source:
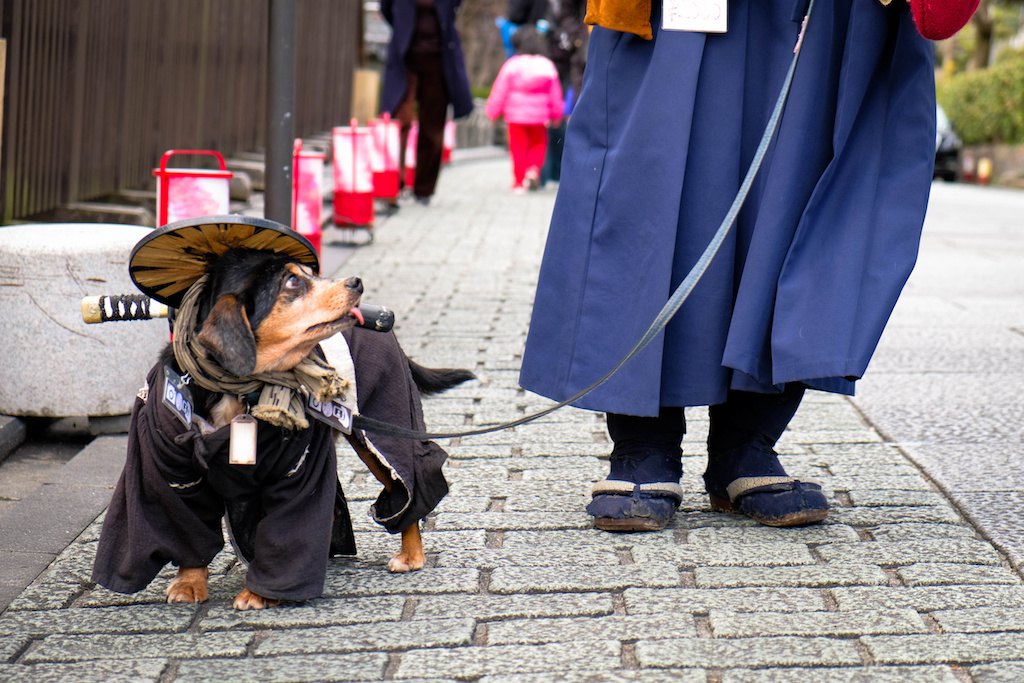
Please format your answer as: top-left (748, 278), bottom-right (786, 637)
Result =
top-left (355, 1), bottom-right (817, 441)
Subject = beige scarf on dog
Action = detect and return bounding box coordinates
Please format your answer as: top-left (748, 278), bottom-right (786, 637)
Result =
top-left (171, 275), bottom-right (352, 430)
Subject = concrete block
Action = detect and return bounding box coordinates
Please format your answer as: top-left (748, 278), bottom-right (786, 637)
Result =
top-left (5, 570), bottom-right (83, 612)
top-left (723, 666), bottom-right (960, 682)
top-left (321, 566), bottom-right (480, 597)
top-left (480, 671), bottom-right (707, 683)
top-left (832, 585), bottom-right (1024, 612)
top-left (489, 563), bottom-right (679, 594)
top-left (49, 202), bottom-right (154, 227)
top-left (199, 596), bottom-right (406, 631)
top-left (487, 613), bottom-right (698, 645)
top-left (816, 539), bottom-right (1004, 566)
top-left (864, 633), bottom-right (1024, 664)
top-left (22, 631), bottom-right (251, 663)
top-left (0, 224), bottom-right (166, 417)
top-left (0, 550), bottom-right (52, 613)
top-left (635, 635), bottom-right (862, 668)
top-left (433, 511), bottom-right (593, 532)
top-left (869, 523), bottom-right (977, 542)
top-left (632, 542), bottom-right (816, 568)
top-left (0, 415), bottom-right (27, 464)
top-left (709, 608), bottom-right (928, 637)
top-left (0, 633), bottom-right (35, 662)
top-left (0, 660), bottom-right (168, 683)
top-left (686, 524), bottom-right (860, 545)
top-left (434, 546), bottom-right (622, 568)
top-left (412, 592), bottom-right (614, 621)
top-left (502, 528), bottom-right (683, 551)
top-left (695, 563), bottom-right (889, 588)
top-left (847, 489), bottom-right (949, 507)
top-left (176, 653), bottom-right (389, 682)
top-left (229, 171), bottom-right (253, 201)
top-left (898, 563), bottom-right (1021, 587)
top-left (256, 618), bottom-right (474, 656)
top-left (970, 661), bottom-right (1024, 682)
top-left (396, 641), bottom-right (622, 679)
top-left (932, 606), bottom-right (1024, 633)
top-left (828, 505), bottom-right (963, 526)
top-left (0, 481), bottom-right (114, 554)
top-left (226, 159), bottom-right (265, 190)
top-left (0, 604), bottom-right (195, 636)
top-left (624, 587), bottom-right (830, 615)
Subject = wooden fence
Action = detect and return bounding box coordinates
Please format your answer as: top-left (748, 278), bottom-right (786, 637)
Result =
top-left (0, 0), bottom-right (361, 223)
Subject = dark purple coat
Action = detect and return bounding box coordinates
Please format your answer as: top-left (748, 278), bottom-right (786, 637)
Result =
top-left (380, 0), bottom-right (474, 119)
top-left (91, 328), bottom-right (450, 601)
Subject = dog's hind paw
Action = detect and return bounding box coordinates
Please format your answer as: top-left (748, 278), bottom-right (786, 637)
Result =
top-left (166, 567), bottom-right (209, 604)
top-left (233, 588), bottom-right (280, 611)
top-left (387, 550), bottom-right (425, 573)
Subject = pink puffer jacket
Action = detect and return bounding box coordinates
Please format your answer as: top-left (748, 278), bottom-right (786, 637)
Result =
top-left (485, 54), bottom-right (564, 126)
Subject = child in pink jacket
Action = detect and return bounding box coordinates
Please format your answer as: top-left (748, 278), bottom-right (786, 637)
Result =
top-left (486, 27), bottom-right (564, 192)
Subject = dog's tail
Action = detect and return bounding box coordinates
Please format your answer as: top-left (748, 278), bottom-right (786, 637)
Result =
top-left (408, 360), bottom-right (476, 395)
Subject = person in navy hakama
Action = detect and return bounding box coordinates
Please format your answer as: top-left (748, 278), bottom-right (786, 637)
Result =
top-left (519, 0), bottom-right (936, 529)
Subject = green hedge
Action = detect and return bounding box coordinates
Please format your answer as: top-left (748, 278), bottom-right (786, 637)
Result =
top-left (938, 51), bottom-right (1024, 145)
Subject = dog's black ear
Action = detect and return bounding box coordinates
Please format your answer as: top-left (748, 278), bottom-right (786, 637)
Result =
top-left (195, 294), bottom-right (257, 376)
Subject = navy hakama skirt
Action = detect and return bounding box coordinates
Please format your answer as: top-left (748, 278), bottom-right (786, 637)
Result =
top-left (519, 0), bottom-right (936, 416)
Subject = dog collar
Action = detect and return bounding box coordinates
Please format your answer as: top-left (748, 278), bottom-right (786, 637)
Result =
top-left (241, 390), bottom-right (262, 408)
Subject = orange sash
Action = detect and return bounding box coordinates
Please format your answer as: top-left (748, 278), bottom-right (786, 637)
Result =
top-left (584, 0), bottom-right (654, 40)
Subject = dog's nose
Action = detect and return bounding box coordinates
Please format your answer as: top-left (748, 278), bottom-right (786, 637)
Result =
top-left (344, 277), bottom-right (363, 294)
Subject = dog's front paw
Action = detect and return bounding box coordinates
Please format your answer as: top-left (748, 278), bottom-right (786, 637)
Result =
top-left (233, 587), bottom-right (280, 611)
top-left (387, 549), bottom-right (425, 573)
top-left (166, 567), bottom-right (209, 604)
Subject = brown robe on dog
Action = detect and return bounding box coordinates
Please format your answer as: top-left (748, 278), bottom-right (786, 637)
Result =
top-left (92, 327), bottom-right (449, 602)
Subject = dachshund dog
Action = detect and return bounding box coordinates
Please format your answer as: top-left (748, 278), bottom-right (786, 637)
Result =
top-left (92, 248), bottom-right (473, 610)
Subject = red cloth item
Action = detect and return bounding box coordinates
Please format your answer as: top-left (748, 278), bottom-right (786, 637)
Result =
top-left (506, 123), bottom-right (548, 188)
top-left (909, 0), bottom-right (981, 41)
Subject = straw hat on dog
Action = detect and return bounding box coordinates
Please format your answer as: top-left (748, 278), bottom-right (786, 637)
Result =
top-left (128, 215), bottom-right (319, 308)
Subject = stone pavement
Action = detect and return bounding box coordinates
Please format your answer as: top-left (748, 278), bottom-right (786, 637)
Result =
top-left (2, 154), bottom-right (1024, 681)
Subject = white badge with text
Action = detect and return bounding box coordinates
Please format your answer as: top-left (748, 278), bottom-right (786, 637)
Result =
top-left (229, 414), bottom-right (258, 465)
top-left (663, 0), bottom-right (728, 33)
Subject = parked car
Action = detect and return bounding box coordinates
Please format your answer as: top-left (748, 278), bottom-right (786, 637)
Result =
top-left (934, 104), bottom-right (962, 182)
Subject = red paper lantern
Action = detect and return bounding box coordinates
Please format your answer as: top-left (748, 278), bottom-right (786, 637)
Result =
top-left (370, 113), bottom-right (401, 200)
top-left (152, 150), bottom-right (233, 228)
top-left (333, 120), bottom-right (374, 227)
top-left (292, 139), bottom-right (325, 256)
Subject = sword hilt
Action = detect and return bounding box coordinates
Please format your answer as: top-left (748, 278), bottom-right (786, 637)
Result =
top-left (81, 295), bottom-right (395, 333)
top-left (81, 294), bottom-right (168, 323)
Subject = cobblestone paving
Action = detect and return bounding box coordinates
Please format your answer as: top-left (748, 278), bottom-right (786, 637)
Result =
top-left (2, 157), bottom-right (1023, 681)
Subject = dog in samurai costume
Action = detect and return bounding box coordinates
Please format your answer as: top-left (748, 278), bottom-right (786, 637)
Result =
top-left (91, 216), bottom-right (473, 610)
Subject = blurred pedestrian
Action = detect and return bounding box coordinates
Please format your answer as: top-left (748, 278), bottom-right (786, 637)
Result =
top-left (486, 27), bottom-right (564, 193)
top-left (506, 0), bottom-right (549, 27)
top-left (380, 0), bottom-right (473, 205)
top-left (541, 0), bottom-right (587, 184)
top-left (497, 0), bottom-right (551, 58)
top-left (520, 1), bottom-right (939, 531)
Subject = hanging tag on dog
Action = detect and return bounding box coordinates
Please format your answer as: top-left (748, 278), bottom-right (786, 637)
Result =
top-left (229, 414), bottom-right (258, 465)
top-left (306, 396), bottom-right (354, 434)
top-left (162, 366), bottom-right (194, 428)
top-left (663, 0), bottom-right (728, 33)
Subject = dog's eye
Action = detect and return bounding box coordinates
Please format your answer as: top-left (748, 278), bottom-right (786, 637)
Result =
top-left (284, 274), bottom-right (302, 290)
